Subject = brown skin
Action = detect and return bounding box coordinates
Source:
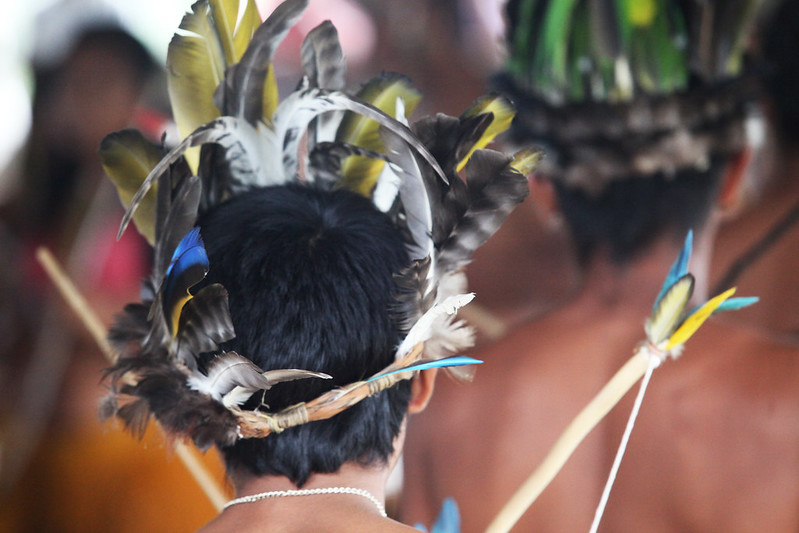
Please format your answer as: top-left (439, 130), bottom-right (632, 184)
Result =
top-left (461, 181), bottom-right (582, 342)
top-left (401, 155), bottom-right (799, 531)
top-left (199, 369), bottom-right (437, 532)
top-left (401, 240), bottom-right (696, 532)
top-left (711, 119), bottom-right (799, 340)
top-left (602, 319), bottom-right (799, 532)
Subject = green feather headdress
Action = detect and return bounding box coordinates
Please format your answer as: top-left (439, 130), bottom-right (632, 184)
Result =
top-left (497, 0), bottom-right (763, 194)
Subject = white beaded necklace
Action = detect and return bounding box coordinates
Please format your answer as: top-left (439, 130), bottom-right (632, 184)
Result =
top-left (223, 486), bottom-right (387, 517)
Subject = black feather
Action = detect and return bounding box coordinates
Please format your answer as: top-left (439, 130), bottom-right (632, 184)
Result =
top-left (301, 20), bottom-right (346, 91)
top-left (392, 258), bottom-right (435, 334)
top-left (175, 283), bottom-right (235, 368)
top-left (437, 149), bottom-right (530, 273)
top-left (108, 303), bottom-right (151, 358)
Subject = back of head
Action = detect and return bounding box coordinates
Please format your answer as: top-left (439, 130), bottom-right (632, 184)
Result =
top-left (497, 0), bottom-right (761, 264)
top-left (199, 184), bottom-right (411, 486)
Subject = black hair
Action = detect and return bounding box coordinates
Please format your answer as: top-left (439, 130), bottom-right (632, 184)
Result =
top-left (198, 184), bottom-right (411, 486)
top-left (760, 0), bottom-right (799, 144)
top-left (552, 159), bottom-right (725, 265)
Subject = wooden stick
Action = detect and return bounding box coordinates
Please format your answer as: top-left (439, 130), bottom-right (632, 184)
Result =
top-left (485, 347), bottom-right (651, 533)
top-left (36, 248), bottom-right (114, 361)
top-left (36, 247), bottom-right (228, 511)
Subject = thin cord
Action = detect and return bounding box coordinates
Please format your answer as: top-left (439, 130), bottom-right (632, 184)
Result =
top-left (712, 198), bottom-right (799, 295)
top-left (588, 354), bottom-right (657, 533)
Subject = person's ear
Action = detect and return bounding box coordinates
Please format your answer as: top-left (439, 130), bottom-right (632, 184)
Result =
top-left (408, 368), bottom-right (438, 414)
top-left (717, 147), bottom-right (752, 211)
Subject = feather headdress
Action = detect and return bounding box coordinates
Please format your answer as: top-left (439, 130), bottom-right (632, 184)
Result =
top-left (496, 0), bottom-right (763, 194)
top-left (100, 0), bottom-right (535, 448)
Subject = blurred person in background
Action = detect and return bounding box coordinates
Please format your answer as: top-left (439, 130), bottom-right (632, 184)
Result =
top-left (0, 4), bottom-right (229, 531)
top-left (400, 1), bottom-right (799, 532)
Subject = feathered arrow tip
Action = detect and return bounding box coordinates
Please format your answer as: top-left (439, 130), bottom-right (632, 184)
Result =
top-left (645, 230), bottom-right (758, 355)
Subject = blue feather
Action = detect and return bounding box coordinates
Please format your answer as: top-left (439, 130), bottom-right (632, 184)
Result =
top-left (432, 498), bottom-right (461, 533)
top-left (415, 498), bottom-right (462, 533)
top-left (715, 296), bottom-right (759, 312)
top-left (684, 296), bottom-right (759, 319)
top-left (653, 230), bottom-right (693, 312)
top-left (367, 356), bottom-right (482, 382)
top-left (162, 228), bottom-right (210, 335)
top-left (166, 227), bottom-right (206, 277)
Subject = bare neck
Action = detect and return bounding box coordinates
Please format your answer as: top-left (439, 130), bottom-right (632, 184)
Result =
top-left (712, 145), bottom-right (799, 340)
top-left (578, 231), bottom-right (712, 313)
top-left (201, 463), bottom-right (402, 533)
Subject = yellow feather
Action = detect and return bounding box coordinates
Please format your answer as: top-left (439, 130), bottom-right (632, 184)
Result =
top-left (170, 294), bottom-right (193, 337)
top-left (99, 131), bottom-right (162, 245)
top-left (209, 0), bottom-right (238, 64)
top-left (626, 0), bottom-right (657, 27)
top-left (233, 0), bottom-right (261, 60)
top-left (262, 64), bottom-right (278, 124)
top-left (510, 147), bottom-right (544, 177)
top-left (666, 288), bottom-right (736, 350)
top-left (645, 274), bottom-right (693, 345)
top-left (167, 2), bottom-right (229, 168)
top-left (337, 76), bottom-right (422, 196)
top-left (456, 95), bottom-right (515, 172)
top-left (225, 0), bottom-right (277, 120)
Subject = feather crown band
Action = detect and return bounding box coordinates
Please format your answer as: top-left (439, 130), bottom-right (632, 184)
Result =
top-left (499, 0), bottom-right (763, 193)
top-left (100, 0), bottom-right (537, 449)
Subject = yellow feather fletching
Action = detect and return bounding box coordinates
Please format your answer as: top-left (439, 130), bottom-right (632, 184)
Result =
top-left (99, 131), bottom-right (162, 245)
top-left (337, 76), bottom-right (422, 196)
top-left (665, 287), bottom-right (736, 350)
top-left (510, 147), bottom-right (544, 177)
top-left (645, 273), bottom-right (694, 345)
top-left (456, 95), bottom-right (515, 172)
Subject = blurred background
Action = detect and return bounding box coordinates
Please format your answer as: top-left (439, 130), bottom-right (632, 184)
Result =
top-left (3, 0), bottom-right (794, 531)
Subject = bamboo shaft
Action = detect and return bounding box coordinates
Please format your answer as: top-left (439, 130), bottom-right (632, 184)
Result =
top-left (485, 348), bottom-right (650, 533)
top-left (36, 248), bottom-right (114, 360)
top-left (36, 247), bottom-right (228, 511)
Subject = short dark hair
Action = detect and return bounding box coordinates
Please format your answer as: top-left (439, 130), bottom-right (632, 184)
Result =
top-left (761, 0), bottom-right (799, 144)
top-left (552, 158), bottom-right (725, 265)
top-left (198, 184), bottom-right (411, 486)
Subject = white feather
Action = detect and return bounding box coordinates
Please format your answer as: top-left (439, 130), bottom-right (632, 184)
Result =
top-left (221, 369), bottom-right (333, 408)
top-left (372, 160), bottom-right (403, 212)
top-left (187, 352), bottom-right (269, 401)
top-left (271, 83), bottom-right (448, 186)
top-left (397, 292), bottom-right (475, 358)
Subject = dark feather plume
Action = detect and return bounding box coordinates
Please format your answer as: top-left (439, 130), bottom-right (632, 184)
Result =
top-left (118, 360), bottom-right (239, 448)
top-left (301, 20), bottom-right (346, 91)
top-left (392, 258), bottom-right (435, 334)
top-left (437, 149), bottom-right (531, 274)
top-left (175, 283), bottom-right (235, 368)
top-left (215, 0), bottom-right (309, 123)
top-left (108, 303), bottom-right (151, 359)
